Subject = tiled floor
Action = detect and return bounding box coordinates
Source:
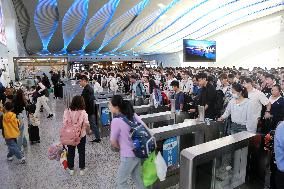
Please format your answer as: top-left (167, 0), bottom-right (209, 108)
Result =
top-left (0, 97), bottom-right (122, 189)
top-left (0, 95), bottom-right (264, 189)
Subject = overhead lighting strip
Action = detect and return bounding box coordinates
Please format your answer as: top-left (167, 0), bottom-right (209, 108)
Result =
top-left (111, 0), bottom-right (181, 52)
top-left (94, 0), bottom-right (150, 54)
top-left (160, 1), bottom-right (284, 54)
top-left (34, 0), bottom-right (59, 54)
top-left (145, 0), bottom-right (282, 54)
top-left (61, 0), bottom-right (89, 53)
top-left (81, 0), bottom-right (120, 51)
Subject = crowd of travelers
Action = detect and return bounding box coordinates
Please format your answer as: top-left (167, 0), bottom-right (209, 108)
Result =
top-left (1, 66), bottom-right (284, 189)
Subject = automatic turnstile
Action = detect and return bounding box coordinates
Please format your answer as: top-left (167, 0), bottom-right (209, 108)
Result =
top-left (134, 105), bottom-right (170, 115)
top-left (149, 120), bottom-right (224, 189)
top-left (95, 98), bottom-right (133, 137)
top-left (140, 111), bottom-right (176, 129)
top-left (180, 131), bottom-right (256, 189)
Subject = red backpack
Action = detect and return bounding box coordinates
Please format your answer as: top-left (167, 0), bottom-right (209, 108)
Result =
top-left (161, 91), bottom-right (170, 106)
top-left (60, 110), bottom-right (83, 146)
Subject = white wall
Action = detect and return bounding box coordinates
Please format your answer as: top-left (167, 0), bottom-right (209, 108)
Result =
top-left (143, 11), bottom-right (284, 69)
top-left (0, 0), bottom-right (25, 84)
top-left (211, 12), bottom-right (284, 69)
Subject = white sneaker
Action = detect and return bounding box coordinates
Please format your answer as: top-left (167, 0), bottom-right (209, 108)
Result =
top-left (7, 156), bottom-right (14, 161)
top-left (69, 169), bottom-right (74, 176)
top-left (20, 157), bottom-right (26, 164)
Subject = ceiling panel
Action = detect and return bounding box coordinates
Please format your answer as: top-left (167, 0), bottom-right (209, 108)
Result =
top-left (12, 0), bottom-right (284, 56)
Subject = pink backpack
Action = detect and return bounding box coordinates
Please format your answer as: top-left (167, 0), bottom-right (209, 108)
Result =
top-left (60, 110), bottom-right (83, 146)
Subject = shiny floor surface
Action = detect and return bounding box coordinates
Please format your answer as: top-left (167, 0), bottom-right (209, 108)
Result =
top-left (0, 98), bottom-right (123, 189)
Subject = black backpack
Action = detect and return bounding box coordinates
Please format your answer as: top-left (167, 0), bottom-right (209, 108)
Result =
top-left (182, 92), bottom-right (194, 112)
top-left (215, 90), bottom-right (225, 117)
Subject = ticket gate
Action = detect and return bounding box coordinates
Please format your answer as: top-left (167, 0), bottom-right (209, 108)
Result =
top-left (148, 120), bottom-right (224, 189)
top-left (134, 105), bottom-right (170, 115)
top-left (94, 92), bottom-right (126, 100)
top-left (63, 85), bottom-right (83, 107)
top-left (95, 98), bottom-right (133, 137)
top-left (134, 105), bottom-right (152, 115)
top-left (140, 111), bottom-right (176, 129)
top-left (180, 131), bottom-right (256, 189)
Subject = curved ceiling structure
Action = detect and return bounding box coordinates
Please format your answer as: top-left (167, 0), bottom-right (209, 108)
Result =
top-left (12, 0), bottom-right (284, 56)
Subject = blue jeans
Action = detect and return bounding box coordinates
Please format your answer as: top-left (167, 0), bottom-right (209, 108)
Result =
top-left (17, 114), bottom-right (27, 149)
top-left (117, 157), bottom-right (145, 189)
top-left (5, 139), bottom-right (23, 159)
top-left (88, 114), bottom-right (100, 139)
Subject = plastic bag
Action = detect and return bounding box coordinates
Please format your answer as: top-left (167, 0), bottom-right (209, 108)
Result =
top-left (142, 152), bottom-right (158, 187)
top-left (48, 143), bottom-right (63, 161)
top-left (154, 151), bottom-right (168, 181)
top-left (60, 149), bottom-right (68, 170)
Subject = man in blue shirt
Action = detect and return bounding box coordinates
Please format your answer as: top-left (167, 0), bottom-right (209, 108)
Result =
top-left (274, 121), bottom-right (284, 189)
top-left (170, 80), bottom-right (184, 111)
top-left (130, 74), bottom-right (145, 106)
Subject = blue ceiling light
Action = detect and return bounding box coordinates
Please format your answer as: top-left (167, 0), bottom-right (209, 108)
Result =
top-left (127, 0), bottom-right (210, 53)
top-left (153, 0), bottom-right (279, 53)
top-left (111, 0), bottom-right (181, 52)
top-left (196, 1), bottom-right (284, 39)
top-left (164, 1), bottom-right (284, 53)
top-left (34, 0), bottom-right (59, 54)
top-left (95, 0), bottom-right (150, 53)
top-left (61, 0), bottom-right (89, 53)
top-left (81, 0), bottom-right (120, 52)
top-left (144, 0), bottom-right (241, 54)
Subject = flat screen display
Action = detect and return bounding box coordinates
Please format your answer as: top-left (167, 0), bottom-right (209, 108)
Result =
top-left (183, 39), bottom-right (216, 62)
top-left (0, 1), bottom-right (6, 46)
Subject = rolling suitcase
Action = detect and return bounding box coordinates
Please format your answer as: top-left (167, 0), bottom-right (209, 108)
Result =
top-left (28, 124), bottom-right (40, 144)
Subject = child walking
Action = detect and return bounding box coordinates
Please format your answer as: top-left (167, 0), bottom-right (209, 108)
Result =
top-left (2, 102), bottom-right (26, 163)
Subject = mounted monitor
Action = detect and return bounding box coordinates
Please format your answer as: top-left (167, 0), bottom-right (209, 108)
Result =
top-left (183, 39), bottom-right (216, 62)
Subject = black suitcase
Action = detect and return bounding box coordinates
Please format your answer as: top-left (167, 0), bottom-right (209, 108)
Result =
top-left (28, 124), bottom-right (40, 144)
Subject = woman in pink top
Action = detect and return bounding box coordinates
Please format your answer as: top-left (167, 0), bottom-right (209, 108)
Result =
top-left (64, 96), bottom-right (91, 176)
top-left (109, 95), bottom-right (145, 189)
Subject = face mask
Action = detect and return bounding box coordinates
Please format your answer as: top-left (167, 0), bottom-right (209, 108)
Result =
top-left (232, 93), bottom-right (240, 99)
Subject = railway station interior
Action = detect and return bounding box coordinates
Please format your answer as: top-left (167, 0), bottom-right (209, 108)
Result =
top-left (1, 0), bottom-right (284, 189)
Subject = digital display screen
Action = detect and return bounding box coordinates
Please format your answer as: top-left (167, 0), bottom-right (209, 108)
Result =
top-left (183, 39), bottom-right (216, 62)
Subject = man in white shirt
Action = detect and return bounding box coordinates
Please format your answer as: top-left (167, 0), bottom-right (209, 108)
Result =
top-left (242, 78), bottom-right (271, 133)
top-left (181, 71), bottom-right (193, 93)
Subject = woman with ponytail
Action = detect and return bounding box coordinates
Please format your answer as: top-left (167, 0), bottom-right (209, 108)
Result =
top-left (218, 82), bottom-right (251, 134)
top-left (109, 95), bottom-right (145, 189)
